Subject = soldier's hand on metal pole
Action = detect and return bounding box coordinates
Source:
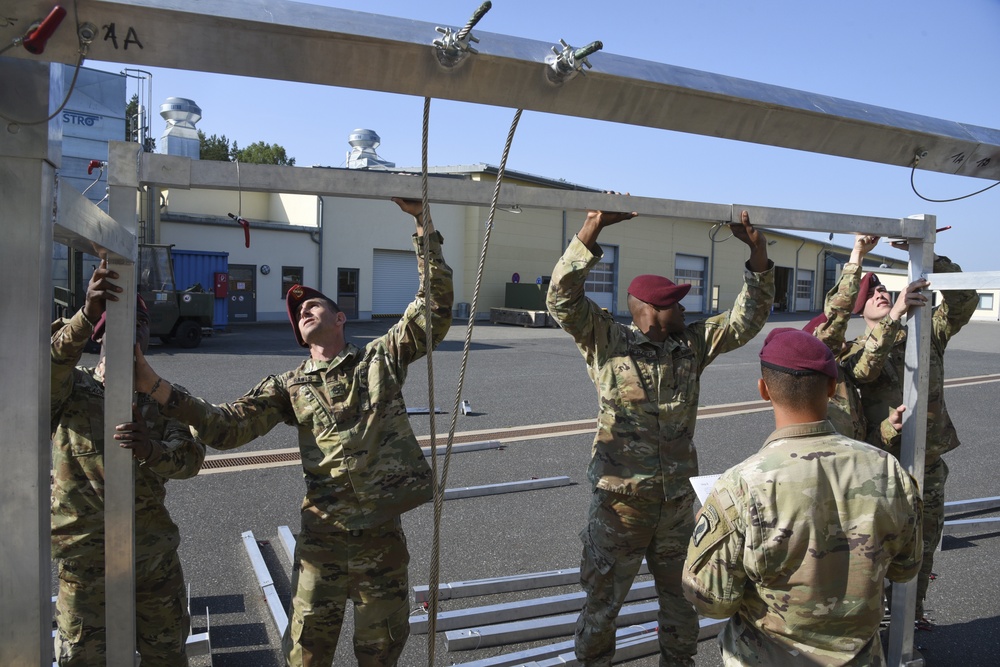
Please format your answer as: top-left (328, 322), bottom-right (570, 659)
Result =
top-left (115, 405), bottom-right (154, 462)
top-left (888, 404), bottom-right (906, 432)
top-left (83, 258), bottom-right (123, 323)
top-left (851, 234), bottom-right (880, 263)
top-left (889, 278), bottom-right (930, 321)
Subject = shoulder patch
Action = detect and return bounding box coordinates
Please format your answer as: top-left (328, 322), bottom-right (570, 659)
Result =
top-left (692, 512), bottom-right (712, 547)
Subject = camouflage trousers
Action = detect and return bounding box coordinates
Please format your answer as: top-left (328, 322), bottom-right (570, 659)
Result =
top-left (916, 457), bottom-right (948, 618)
top-left (576, 488), bottom-right (699, 667)
top-left (281, 511), bottom-right (410, 667)
top-left (54, 548), bottom-right (190, 667)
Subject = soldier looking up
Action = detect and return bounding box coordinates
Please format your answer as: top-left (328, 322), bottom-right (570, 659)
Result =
top-left (804, 233), bottom-right (927, 443)
top-left (683, 328), bottom-right (923, 666)
top-left (134, 197), bottom-right (453, 667)
top-left (546, 206), bottom-right (774, 667)
top-left (847, 244), bottom-right (978, 626)
top-left (51, 261), bottom-right (206, 666)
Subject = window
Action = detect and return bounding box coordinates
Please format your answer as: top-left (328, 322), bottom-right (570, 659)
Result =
top-left (281, 266), bottom-right (303, 299)
top-left (978, 292), bottom-right (995, 310)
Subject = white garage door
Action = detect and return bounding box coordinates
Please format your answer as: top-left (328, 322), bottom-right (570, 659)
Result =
top-left (372, 249), bottom-right (418, 317)
top-left (675, 254), bottom-right (706, 313)
top-left (585, 245), bottom-right (616, 313)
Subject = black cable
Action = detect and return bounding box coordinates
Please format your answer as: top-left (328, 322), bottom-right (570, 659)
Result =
top-left (910, 164), bottom-right (1000, 203)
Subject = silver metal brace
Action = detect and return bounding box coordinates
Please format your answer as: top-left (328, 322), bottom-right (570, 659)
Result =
top-left (545, 38), bottom-right (603, 84)
top-left (433, 1), bottom-right (492, 68)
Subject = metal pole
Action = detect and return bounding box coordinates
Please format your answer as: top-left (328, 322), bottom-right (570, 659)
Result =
top-left (887, 217), bottom-right (935, 667)
top-left (0, 57), bottom-right (60, 667)
top-left (104, 149), bottom-right (140, 667)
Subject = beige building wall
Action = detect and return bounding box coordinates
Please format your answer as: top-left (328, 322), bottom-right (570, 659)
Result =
top-left (164, 187), bottom-right (273, 222)
top-left (319, 196), bottom-right (467, 316)
top-left (463, 207), bottom-right (564, 318)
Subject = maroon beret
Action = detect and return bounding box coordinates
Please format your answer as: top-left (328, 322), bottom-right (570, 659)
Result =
top-left (802, 313), bottom-right (827, 335)
top-left (286, 284), bottom-right (338, 347)
top-left (627, 274), bottom-right (691, 308)
top-left (851, 272), bottom-right (883, 315)
top-left (759, 327), bottom-right (837, 379)
top-left (91, 294), bottom-right (150, 342)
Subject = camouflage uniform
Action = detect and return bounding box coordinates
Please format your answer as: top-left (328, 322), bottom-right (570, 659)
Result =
top-left (161, 230), bottom-right (453, 667)
top-left (51, 309), bottom-right (206, 667)
top-left (546, 236), bottom-right (774, 667)
top-left (811, 262), bottom-right (902, 443)
top-left (845, 256), bottom-right (977, 617)
top-left (683, 421), bottom-right (923, 666)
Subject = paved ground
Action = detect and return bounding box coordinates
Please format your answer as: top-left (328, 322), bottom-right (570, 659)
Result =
top-left (108, 311), bottom-right (1000, 666)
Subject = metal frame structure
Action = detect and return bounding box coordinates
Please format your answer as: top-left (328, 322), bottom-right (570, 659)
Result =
top-left (4, 1), bottom-right (1000, 665)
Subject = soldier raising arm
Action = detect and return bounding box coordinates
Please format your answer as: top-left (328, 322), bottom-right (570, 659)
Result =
top-left (546, 206), bottom-right (773, 667)
top-left (135, 197), bottom-right (453, 667)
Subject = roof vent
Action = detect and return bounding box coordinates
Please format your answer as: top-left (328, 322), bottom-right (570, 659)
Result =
top-left (159, 97), bottom-right (202, 159)
top-left (346, 128), bottom-right (395, 170)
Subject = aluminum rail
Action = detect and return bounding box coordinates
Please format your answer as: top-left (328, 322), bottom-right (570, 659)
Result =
top-left (413, 562), bottom-right (651, 604)
top-left (5, 0), bottom-right (1000, 180)
top-left (109, 144), bottom-right (936, 240)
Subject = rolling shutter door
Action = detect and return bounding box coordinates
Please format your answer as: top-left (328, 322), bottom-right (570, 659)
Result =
top-left (372, 249), bottom-right (418, 317)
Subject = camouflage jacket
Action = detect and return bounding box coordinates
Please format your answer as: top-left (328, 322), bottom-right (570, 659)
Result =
top-left (51, 309), bottom-right (206, 562)
top-left (162, 231), bottom-right (453, 530)
top-left (546, 236), bottom-right (774, 499)
top-left (813, 262), bottom-right (902, 442)
top-left (847, 256), bottom-right (978, 461)
top-left (683, 421), bottom-right (922, 666)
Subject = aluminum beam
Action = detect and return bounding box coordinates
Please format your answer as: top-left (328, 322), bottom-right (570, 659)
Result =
top-left (530, 618), bottom-right (725, 667)
top-left (925, 272), bottom-right (1000, 291)
top-left (242, 530), bottom-right (289, 636)
top-left (945, 497), bottom-right (1000, 513)
top-left (414, 562), bottom-right (650, 603)
top-left (422, 439), bottom-right (502, 457)
top-left (410, 580), bottom-right (655, 634)
top-left (109, 145), bottom-right (934, 238)
top-left (444, 476), bottom-right (572, 501)
top-left (102, 165), bottom-right (140, 667)
top-left (278, 525), bottom-right (297, 563)
top-left (888, 229), bottom-right (935, 667)
top-left (445, 601), bottom-right (658, 651)
top-left (0, 58), bottom-right (58, 667)
top-left (943, 518), bottom-right (1000, 537)
top-left (53, 179), bottom-right (136, 261)
top-left (451, 624), bottom-right (656, 667)
top-left (6, 0), bottom-right (1000, 179)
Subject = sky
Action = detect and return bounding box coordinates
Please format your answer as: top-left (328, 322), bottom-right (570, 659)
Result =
top-left (88, 0), bottom-right (1000, 271)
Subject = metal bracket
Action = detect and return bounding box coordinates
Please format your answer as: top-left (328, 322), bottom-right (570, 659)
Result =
top-left (545, 38), bottom-right (603, 84)
top-left (433, 1), bottom-right (492, 68)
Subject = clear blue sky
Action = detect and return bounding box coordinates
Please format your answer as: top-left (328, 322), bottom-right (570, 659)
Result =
top-left (90, 0), bottom-right (1000, 270)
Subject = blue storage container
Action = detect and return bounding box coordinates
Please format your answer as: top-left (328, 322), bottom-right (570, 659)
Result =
top-left (170, 248), bottom-right (229, 330)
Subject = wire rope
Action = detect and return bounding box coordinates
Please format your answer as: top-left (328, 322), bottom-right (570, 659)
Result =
top-left (422, 102), bottom-right (523, 667)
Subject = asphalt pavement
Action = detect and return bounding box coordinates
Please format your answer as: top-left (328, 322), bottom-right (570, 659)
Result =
top-left (115, 311), bottom-right (1000, 667)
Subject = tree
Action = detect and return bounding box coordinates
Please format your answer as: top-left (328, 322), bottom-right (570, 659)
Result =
top-left (233, 141), bottom-right (296, 166)
top-left (196, 133), bottom-right (295, 165)
top-left (198, 131), bottom-right (232, 162)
